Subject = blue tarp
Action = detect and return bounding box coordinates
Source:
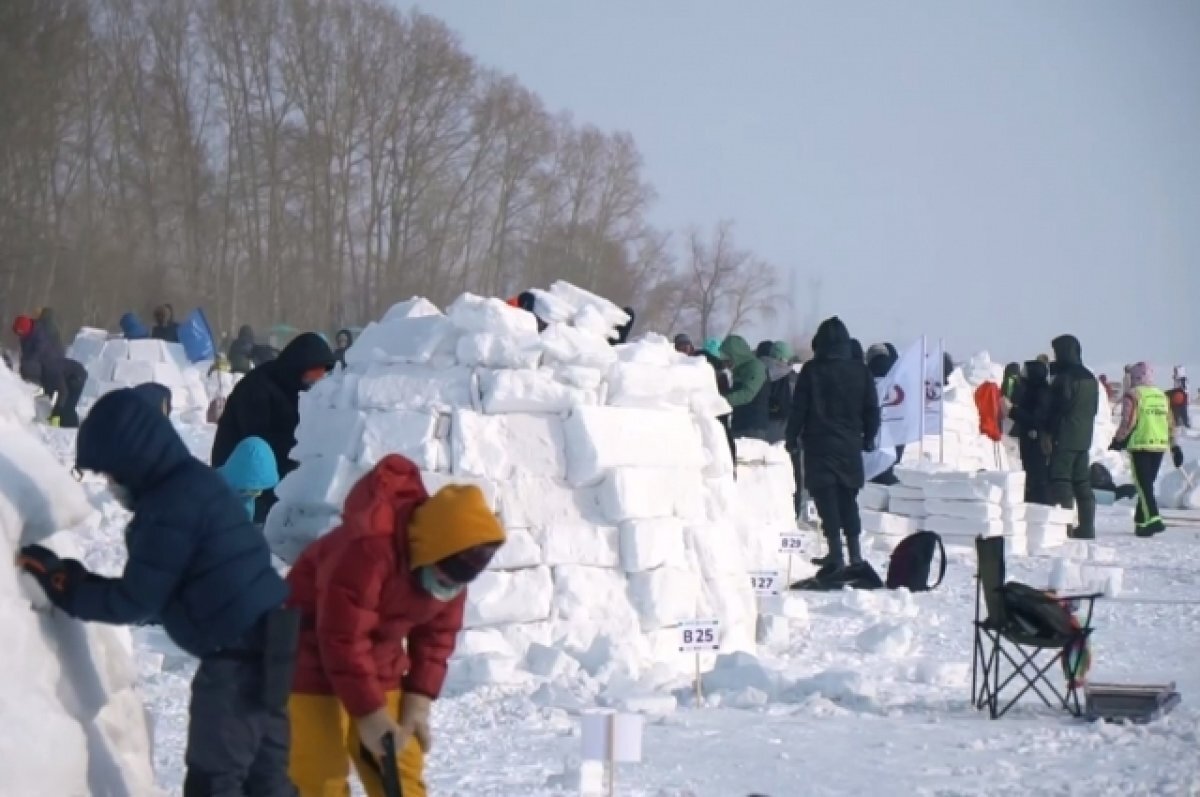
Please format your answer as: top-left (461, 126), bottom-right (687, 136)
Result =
top-left (178, 308), bottom-right (217, 363)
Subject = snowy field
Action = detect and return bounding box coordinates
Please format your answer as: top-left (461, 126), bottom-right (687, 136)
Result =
top-left (36, 425), bottom-right (1200, 797)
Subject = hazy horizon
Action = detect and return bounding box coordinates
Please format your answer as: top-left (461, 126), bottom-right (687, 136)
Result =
top-left (405, 0), bottom-right (1198, 368)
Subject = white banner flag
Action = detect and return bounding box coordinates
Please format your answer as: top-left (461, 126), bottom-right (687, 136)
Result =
top-left (877, 337), bottom-right (945, 450)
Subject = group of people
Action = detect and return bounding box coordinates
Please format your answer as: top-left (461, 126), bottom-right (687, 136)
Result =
top-left (120, 304), bottom-right (184, 343)
top-left (13, 326), bottom-right (507, 796)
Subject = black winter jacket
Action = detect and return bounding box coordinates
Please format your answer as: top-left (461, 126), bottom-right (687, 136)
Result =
top-left (72, 389), bottom-right (287, 657)
top-left (787, 317), bottom-right (881, 491)
top-left (227, 326), bottom-right (256, 373)
top-left (1047, 335), bottom-right (1098, 452)
top-left (212, 333), bottom-right (334, 521)
top-left (1008, 360), bottom-right (1052, 441)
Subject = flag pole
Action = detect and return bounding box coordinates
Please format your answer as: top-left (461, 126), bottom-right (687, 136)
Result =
top-left (938, 337), bottom-right (946, 464)
top-left (919, 336), bottom-right (927, 462)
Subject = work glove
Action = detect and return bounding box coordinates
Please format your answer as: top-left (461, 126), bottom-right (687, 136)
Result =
top-left (15, 544), bottom-right (87, 610)
top-left (355, 706), bottom-right (404, 762)
top-left (399, 692), bottom-right (434, 753)
top-left (1172, 445), bottom-right (1185, 469)
top-left (48, 416), bottom-right (61, 428)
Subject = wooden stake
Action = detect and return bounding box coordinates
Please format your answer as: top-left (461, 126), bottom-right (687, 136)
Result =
top-left (606, 714), bottom-right (615, 797)
top-left (694, 652), bottom-right (703, 705)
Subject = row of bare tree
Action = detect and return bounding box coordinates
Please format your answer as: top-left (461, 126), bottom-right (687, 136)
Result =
top-left (2, 0), bottom-right (786, 345)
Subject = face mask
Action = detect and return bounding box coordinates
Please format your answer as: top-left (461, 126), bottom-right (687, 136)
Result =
top-left (418, 566), bottom-right (465, 602)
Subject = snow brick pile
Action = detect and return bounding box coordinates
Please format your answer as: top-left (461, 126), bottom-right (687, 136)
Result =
top-left (267, 282), bottom-right (778, 690)
top-left (732, 438), bottom-right (801, 570)
top-left (68, 328), bottom-right (212, 417)
top-left (0, 362), bottom-right (158, 796)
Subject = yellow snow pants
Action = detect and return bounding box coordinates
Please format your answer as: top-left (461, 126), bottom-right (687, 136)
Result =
top-left (288, 691), bottom-right (426, 797)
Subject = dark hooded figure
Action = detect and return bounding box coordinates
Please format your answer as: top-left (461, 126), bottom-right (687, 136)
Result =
top-left (12, 314), bottom-right (87, 427)
top-left (37, 307), bottom-right (63, 350)
top-left (152, 304), bottom-right (180, 343)
top-left (1009, 360), bottom-right (1053, 504)
top-left (16, 389), bottom-right (293, 795)
top-left (787, 317), bottom-right (880, 577)
top-left (332, 328), bottom-right (354, 367)
top-left (849, 338), bottom-right (865, 363)
top-left (610, 306), bottom-right (636, 345)
top-left (131, 381), bottom-right (173, 416)
top-left (1046, 334), bottom-right (1099, 539)
top-left (213, 332), bottom-right (335, 523)
top-left (516, 291), bottom-right (548, 333)
top-left (228, 325), bottom-right (256, 373)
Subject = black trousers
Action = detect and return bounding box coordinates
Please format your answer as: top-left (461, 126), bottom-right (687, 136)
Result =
top-left (811, 484), bottom-right (862, 566)
top-left (1049, 448), bottom-right (1096, 539)
top-left (1018, 436), bottom-right (1050, 505)
top-left (54, 372), bottom-right (86, 428)
top-left (183, 626), bottom-right (296, 797)
top-left (1129, 450), bottom-right (1165, 532)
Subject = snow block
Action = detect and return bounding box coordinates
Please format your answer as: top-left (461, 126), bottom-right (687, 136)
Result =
top-left (345, 315), bottom-right (457, 368)
top-left (381, 297), bottom-right (442, 322)
top-left (524, 642), bottom-right (582, 680)
top-left (619, 517), bottom-right (687, 572)
top-left (488, 528), bottom-right (543, 570)
top-left (540, 323), bottom-right (618, 369)
top-left (597, 467), bottom-right (704, 522)
top-left (695, 416), bottom-right (735, 478)
top-left (456, 333), bottom-right (542, 370)
top-left (551, 566), bottom-right (640, 630)
top-left (562, 406), bottom-right (704, 487)
top-left (860, 510), bottom-right (919, 537)
top-left (292, 408), bottom-right (365, 462)
top-left (923, 479), bottom-right (1002, 503)
top-left (359, 410), bottom-right (441, 470)
top-left (478, 368), bottom-right (595, 414)
top-left (539, 525), bottom-right (620, 568)
top-left (498, 476), bottom-right (601, 529)
top-left (1028, 522), bottom-right (1069, 554)
top-left (607, 358), bottom-right (718, 410)
top-left (447, 293), bottom-right (540, 340)
top-left (858, 483), bottom-right (890, 512)
top-left (888, 498), bottom-right (927, 518)
top-left (451, 409), bottom-right (566, 481)
top-left (111, 358), bottom-right (156, 385)
top-left (464, 566), bottom-right (554, 628)
top-left (126, 339), bottom-right (168, 363)
top-left (275, 455), bottom-right (365, 511)
top-left (548, 281), bottom-right (630, 330)
top-left (925, 499), bottom-right (1002, 522)
top-left (628, 568), bottom-right (699, 631)
top-left (355, 364), bottom-right (472, 412)
top-left (888, 484), bottom-right (925, 502)
top-left (922, 515), bottom-right (1003, 538)
top-left (263, 504), bottom-right (340, 563)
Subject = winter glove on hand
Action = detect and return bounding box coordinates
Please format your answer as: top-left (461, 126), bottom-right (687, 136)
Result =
top-left (355, 706), bottom-right (404, 762)
top-left (48, 416), bottom-right (60, 428)
top-left (399, 693), bottom-right (434, 753)
top-left (16, 545), bottom-right (87, 610)
top-left (1172, 446), bottom-right (1185, 469)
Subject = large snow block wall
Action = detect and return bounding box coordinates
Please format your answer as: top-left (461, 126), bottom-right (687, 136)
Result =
top-left (68, 328), bottom-right (214, 417)
top-left (0, 363), bottom-right (158, 797)
top-left (267, 283), bottom-right (774, 686)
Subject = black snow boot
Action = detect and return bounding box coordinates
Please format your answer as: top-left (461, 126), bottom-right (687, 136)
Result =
top-left (845, 534), bottom-right (864, 566)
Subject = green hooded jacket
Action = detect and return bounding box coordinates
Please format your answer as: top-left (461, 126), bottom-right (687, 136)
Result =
top-left (720, 335), bottom-right (768, 409)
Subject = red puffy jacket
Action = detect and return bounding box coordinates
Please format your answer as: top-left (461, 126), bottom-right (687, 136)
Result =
top-left (286, 455), bottom-right (502, 716)
top-left (975, 382), bottom-right (1004, 442)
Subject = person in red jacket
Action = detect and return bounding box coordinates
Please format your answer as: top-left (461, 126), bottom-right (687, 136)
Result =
top-left (286, 455), bottom-right (505, 797)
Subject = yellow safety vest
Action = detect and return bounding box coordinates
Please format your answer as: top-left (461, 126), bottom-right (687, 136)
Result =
top-left (1128, 386), bottom-right (1170, 452)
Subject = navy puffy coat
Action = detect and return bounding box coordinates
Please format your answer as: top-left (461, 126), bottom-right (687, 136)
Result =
top-left (71, 389), bottom-right (287, 656)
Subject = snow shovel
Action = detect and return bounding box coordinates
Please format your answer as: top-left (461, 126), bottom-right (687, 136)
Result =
top-left (358, 733), bottom-right (403, 797)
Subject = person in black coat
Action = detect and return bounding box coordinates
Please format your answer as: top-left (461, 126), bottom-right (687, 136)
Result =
top-left (786, 317), bottom-right (881, 576)
top-left (12, 314), bottom-right (88, 427)
top-left (228, 325), bottom-right (257, 373)
top-left (1008, 360), bottom-right (1053, 504)
top-left (332, 328), bottom-right (353, 367)
top-left (152, 304), bottom-right (180, 343)
top-left (212, 332), bottom-right (335, 523)
top-left (17, 389), bottom-right (295, 796)
top-left (1046, 334), bottom-right (1099, 539)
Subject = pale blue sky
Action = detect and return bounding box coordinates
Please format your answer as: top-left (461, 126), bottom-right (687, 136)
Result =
top-left (406, 0), bottom-right (1199, 368)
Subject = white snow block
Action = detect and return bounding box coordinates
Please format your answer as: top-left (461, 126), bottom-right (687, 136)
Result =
top-left (562, 406), bottom-right (705, 487)
top-left (975, 470), bottom-right (1026, 504)
top-left (447, 292), bottom-right (540, 340)
top-left (292, 408), bottom-right (366, 462)
top-left (275, 456), bottom-right (365, 511)
top-left (454, 629), bottom-right (517, 659)
top-left (1002, 504), bottom-right (1028, 521)
top-left (539, 323), bottom-right (618, 369)
top-left (359, 410), bottom-right (441, 471)
top-left (524, 642), bottom-right (582, 680)
top-left (596, 467), bottom-right (704, 522)
top-left (451, 409), bottom-right (566, 480)
top-left (889, 498), bottom-right (927, 518)
top-left (1081, 564), bottom-right (1123, 597)
top-left (1028, 522), bottom-right (1069, 554)
top-left (894, 465), bottom-right (964, 487)
top-left (456, 333), bottom-right (542, 370)
top-left (858, 484), bottom-right (890, 512)
top-left (923, 516), bottom-right (1003, 538)
top-left (619, 518), bottom-right (687, 572)
top-left (126, 339), bottom-right (168, 363)
top-left (0, 428), bottom-right (95, 545)
top-left (925, 499), bottom-right (1002, 522)
top-left (478, 368), bottom-right (595, 414)
top-left (860, 510), bottom-right (919, 537)
top-left (539, 525), bottom-right (620, 568)
top-left (111, 358), bottom-right (156, 384)
top-left (345, 316), bottom-right (457, 367)
top-left (548, 281), bottom-right (629, 330)
top-left (464, 566), bottom-right (553, 628)
top-left (262, 504), bottom-right (340, 563)
top-left (552, 566), bottom-right (640, 630)
top-left (887, 484), bottom-right (925, 502)
top-left (355, 364), bottom-right (473, 412)
top-left (923, 479), bottom-right (1003, 503)
top-left (487, 528), bottom-right (543, 571)
top-left (695, 415), bottom-right (735, 478)
top-left (381, 297), bottom-right (442, 322)
top-left (606, 358), bottom-right (717, 410)
top-left (1025, 505), bottom-right (1076, 525)
top-left (756, 615), bottom-right (793, 650)
top-left (628, 568), bottom-right (699, 631)
top-left (498, 476), bottom-right (601, 529)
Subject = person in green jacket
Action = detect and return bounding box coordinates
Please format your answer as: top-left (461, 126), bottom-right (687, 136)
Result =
top-left (720, 335), bottom-right (769, 440)
top-left (1045, 334), bottom-right (1100, 539)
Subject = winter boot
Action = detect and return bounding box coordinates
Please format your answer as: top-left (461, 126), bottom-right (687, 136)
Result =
top-left (845, 534), bottom-right (864, 566)
top-left (815, 533), bottom-right (845, 579)
top-left (1072, 487), bottom-right (1097, 540)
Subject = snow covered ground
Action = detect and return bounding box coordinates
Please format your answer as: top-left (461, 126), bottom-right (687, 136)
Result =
top-left (33, 421), bottom-right (1200, 796)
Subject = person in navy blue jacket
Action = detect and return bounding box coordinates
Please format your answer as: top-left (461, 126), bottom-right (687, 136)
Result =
top-left (17, 389), bottom-right (297, 796)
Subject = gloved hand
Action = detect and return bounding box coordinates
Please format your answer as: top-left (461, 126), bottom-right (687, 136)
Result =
top-left (48, 416), bottom-right (61, 428)
top-left (355, 706), bottom-right (404, 762)
top-left (1172, 445), bottom-right (1184, 469)
top-left (399, 693), bottom-right (434, 753)
top-left (16, 544), bottom-right (87, 610)
top-left (1109, 437), bottom-right (1126, 452)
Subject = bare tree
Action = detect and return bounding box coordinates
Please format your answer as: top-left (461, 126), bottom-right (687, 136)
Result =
top-left (677, 220), bottom-right (782, 340)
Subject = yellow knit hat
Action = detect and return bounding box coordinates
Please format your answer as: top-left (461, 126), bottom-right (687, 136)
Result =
top-left (408, 485), bottom-right (506, 570)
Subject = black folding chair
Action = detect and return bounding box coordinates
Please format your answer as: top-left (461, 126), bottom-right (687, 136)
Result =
top-left (971, 536), bottom-right (1101, 719)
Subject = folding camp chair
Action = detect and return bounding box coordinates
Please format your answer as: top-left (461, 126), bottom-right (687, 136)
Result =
top-left (971, 536), bottom-right (1101, 719)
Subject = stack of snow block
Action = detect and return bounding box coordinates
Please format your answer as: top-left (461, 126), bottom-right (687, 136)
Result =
top-left (0, 362), bottom-right (158, 796)
top-left (898, 366), bottom-right (1008, 472)
top-left (68, 328), bottom-right (211, 415)
top-left (732, 438), bottom-right (800, 570)
top-left (1048, 542), bottom-right (1123, 597)
top-left (921, 471), bottom-right (1028, 556)
top-left (268, 282), bottom-right (768, 689)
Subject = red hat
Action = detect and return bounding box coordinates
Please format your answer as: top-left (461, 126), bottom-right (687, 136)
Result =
top-left (12, 316), bottom-right (33, 338)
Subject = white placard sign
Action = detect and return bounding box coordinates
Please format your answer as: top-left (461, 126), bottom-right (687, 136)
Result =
top-left (779, 532), bottom-right (805, 554)
top-left (677, 619), bottom-right (720, 652)
top-left (749, 569), bottom-right (782, 596)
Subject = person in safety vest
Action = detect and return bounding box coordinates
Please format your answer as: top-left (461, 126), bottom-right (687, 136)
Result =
top-left (285, 455), bottom-right (505, 797)
top-left (1110, 362), bottom-right (1182, 537)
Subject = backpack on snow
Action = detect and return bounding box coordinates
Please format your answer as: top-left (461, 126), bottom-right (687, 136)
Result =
top-left (885, 531), bottom-right (947, 592)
